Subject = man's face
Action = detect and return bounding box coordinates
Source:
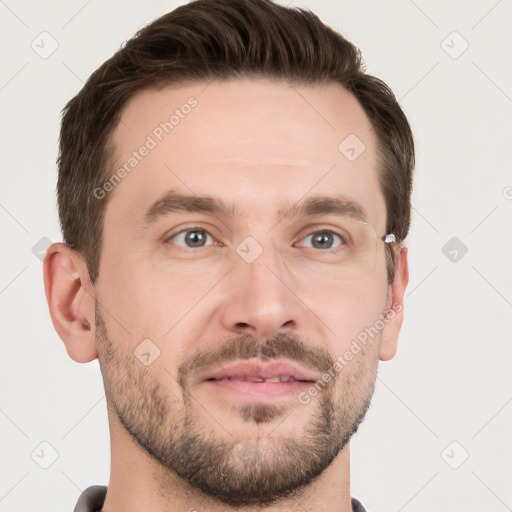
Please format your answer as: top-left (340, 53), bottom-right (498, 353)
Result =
top-left (94, 78), bottom-right (393, 506)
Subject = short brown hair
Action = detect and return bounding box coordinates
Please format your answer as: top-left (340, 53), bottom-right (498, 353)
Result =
top-left (57, 0), bottom-right (414, 284)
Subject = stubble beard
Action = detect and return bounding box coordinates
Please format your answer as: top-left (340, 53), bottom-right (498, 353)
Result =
top-left (95, 302), bottom-right (377, 507)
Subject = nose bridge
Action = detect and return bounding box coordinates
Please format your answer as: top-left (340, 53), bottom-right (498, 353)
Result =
top-left (241, 241), bottom-right (287, 299)
top-left (219, 236), bottom-right (301, 338)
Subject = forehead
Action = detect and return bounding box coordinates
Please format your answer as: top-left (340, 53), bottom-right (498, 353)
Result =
top-left (105, 77), bottom-right (385, 230)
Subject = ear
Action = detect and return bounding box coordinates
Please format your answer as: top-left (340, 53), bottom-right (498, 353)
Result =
top-left (43, 243), bottom-right (98, 363)
top-left (379, 245), bottom-right (409, 361)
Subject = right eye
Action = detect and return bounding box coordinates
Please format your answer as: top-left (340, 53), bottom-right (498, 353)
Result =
top-left (165, 228), bottom-right (217, 248)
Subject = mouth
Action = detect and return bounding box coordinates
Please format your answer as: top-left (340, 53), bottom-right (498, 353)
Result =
top-left (202, 360), bottom-right (317, 400)
top-left (207, 375), bottom-right (308, 383)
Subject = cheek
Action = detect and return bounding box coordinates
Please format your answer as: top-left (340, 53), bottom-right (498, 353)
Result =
top-left (98, 242), bottom-right (209, 327)
top-left (312, 278), bottom-right (388, 355)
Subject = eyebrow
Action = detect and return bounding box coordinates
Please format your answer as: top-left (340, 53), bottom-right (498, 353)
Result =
top-left (141, 189), bottom-right (367, 227)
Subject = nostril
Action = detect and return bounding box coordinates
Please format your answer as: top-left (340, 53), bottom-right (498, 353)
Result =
top-left (235, 323), bottom-right (251, 329)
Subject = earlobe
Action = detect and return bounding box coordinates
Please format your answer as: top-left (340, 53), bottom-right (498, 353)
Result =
top-left (379, 245), bottom-right (409, 361)
top-left (43, 243), bottom-right (98, 363)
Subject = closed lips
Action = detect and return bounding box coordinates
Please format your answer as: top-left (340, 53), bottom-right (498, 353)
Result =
top-left (203, 361), bottom-right (318, 383)
top-left (209, 375), bottom-right (307, 383)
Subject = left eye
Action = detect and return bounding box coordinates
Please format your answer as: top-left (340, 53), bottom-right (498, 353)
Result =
top-left (167, 228), bottom-right (215, 248)
top-left (296, 230), bottom-right (343, 250)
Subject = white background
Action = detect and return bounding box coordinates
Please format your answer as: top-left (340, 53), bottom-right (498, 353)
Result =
top-left (0, 1), bottom-right (511, 511)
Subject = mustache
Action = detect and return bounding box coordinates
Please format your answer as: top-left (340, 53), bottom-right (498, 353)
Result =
top-left (177, 332), bottom-right (335, 389)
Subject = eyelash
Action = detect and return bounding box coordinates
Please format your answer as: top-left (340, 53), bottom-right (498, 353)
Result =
top-left (164, 226), bottom-right (346, 251)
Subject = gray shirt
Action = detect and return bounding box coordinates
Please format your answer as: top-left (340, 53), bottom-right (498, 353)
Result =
top-left (74, 485), bottom-right (368, 511)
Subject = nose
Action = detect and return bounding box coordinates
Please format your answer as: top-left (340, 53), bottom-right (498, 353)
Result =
top-left (219, 247), bottom-right (303, 339)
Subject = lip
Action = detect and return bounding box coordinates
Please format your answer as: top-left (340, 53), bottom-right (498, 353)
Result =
top-left (203, 360), bottom-right (319, 383)
top-left (206, 378), bottom-right (312, 399)
top-left (200, 361), bottom-right (319, 402)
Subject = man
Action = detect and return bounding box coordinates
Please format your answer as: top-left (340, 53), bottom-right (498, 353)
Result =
top-left (43, 0), bottom-right (414, 510)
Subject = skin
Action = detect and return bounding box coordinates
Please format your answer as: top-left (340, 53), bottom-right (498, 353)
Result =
top-left (44, 77), bottom-right (408, 512)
